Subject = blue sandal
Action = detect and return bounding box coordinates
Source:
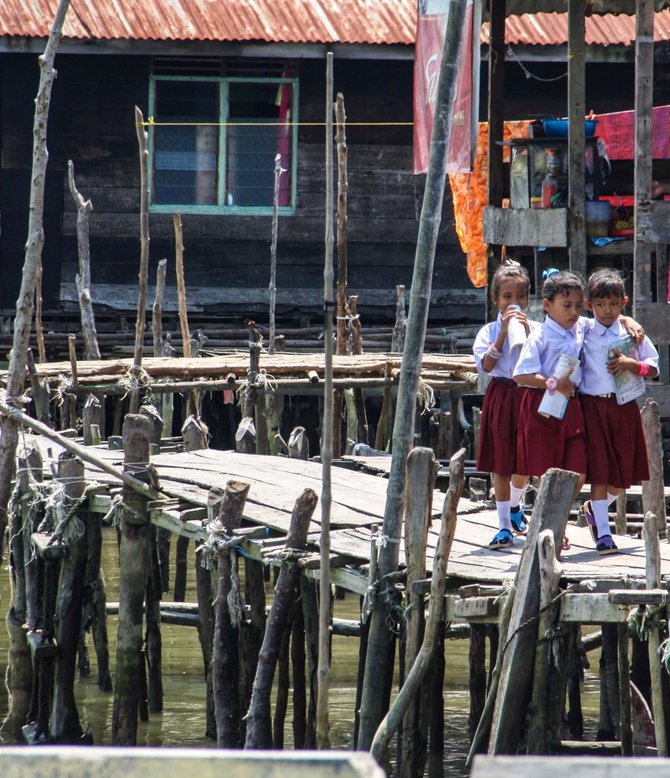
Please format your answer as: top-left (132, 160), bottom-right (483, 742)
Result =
top-left (596, 535), bottom-right (619, 556)
top-left (581, 500), bottom-right (599, 542)
top-left (489, 528), bottom-right (513, 550)
top-left (510, 507), bottom-right (528, 535)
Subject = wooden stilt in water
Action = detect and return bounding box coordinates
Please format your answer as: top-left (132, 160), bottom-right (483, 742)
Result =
top-left (291, 590), bottom-right (307, 749)
top-left (427, 617), bottom-right (446, 778)
top-left (597, 624), bottom-right (620, 740)
top-left (644, 511), bottom-right (668, 755)
top-left (239, 556), bottom-right (266, 746)
top-left (565, 625), bottom-right (584, 741)
top-left (300, 575), bottom-right (319, 749)
top-left (468, 625), bottom-right (487, 742)
top-left (400, 447), bottom-right (436, 778)
top-left (273, 623), bottom-right (292, 748)
top-left (50, 454), bottom-right (88, 743)
top-left (244, 488), bottom-right (318, 749)
top-left (111, 414), bottom-right (153, 745)
top-left (212, 480), bottom-right (250, 748)
top-left (618, 623), bottom-right (633, 755)
top-left (144, 530), bottom-right (163, 714)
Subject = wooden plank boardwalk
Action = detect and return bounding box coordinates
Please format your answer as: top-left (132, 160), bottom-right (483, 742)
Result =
top-left (23, 437), bottom-right (670, 591)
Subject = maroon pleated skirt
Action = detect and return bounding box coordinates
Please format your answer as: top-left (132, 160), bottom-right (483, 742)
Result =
top-left (516, 387), bottom-right (587, 477)
top-left (580, 393), bottom-right (649, 487)
top-left (476, 378), bottom-right (522, 477)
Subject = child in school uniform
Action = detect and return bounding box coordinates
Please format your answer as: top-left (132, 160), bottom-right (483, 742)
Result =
top-left (579, 269), bottom-right (658, 555)
top-left (474, 263), bottom-right (539, 550)
top-left (513, 270), bottom-right (589, 494)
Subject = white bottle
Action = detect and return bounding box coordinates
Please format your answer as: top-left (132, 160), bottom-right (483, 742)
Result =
top-left (506, 304), bottom-right (527, 354)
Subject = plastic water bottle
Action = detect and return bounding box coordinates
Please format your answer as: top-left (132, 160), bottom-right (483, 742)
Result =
top-left (506, 304), bottom-right (527, 353)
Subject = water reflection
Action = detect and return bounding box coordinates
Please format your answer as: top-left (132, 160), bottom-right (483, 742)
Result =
top-left (0, 527), bottom-right (602, 775)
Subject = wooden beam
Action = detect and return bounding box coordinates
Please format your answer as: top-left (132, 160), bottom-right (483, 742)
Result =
top-left (567, 0), bottom-right (586, 276)
top-left (483, 206), bottom-right (569, 247)
top-left (636, 201), bottom-right (670, 244)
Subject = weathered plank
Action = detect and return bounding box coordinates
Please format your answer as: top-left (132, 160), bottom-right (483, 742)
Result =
top-left (483, 206), bottom-right (569, 247)
top-left (471, 755), bottom-right (667, 777)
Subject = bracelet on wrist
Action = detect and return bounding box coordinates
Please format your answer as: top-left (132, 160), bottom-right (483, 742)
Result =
top-left (637, 361), bottom-right (650, 377)
top-left (486, 345), bottom-right (502, 361)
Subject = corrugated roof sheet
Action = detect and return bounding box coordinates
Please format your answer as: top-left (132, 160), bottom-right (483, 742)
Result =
top-left (0, 0), bottom-right (417, 45)
top-left (2, 1), bottom-right (670, 48)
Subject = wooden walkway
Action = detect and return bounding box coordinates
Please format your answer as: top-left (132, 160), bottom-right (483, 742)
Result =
top-left (23, 438), bottom-right (670, 594)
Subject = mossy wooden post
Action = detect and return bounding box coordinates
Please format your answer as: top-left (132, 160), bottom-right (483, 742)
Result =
top-left (527, 530), bottom-right (563, 754)
top-left (291, 590), bottom-right (307, 748)
top-left (273, 623), bottom-right (292, 748)
top-left (50, 454), bottom-right (87, 743)
top-left (641, 400), bottom-right (666, 538)
top-left (300, 575), bottom-right (319, 749)
top-left (400, 447), bottom-right (436, 778)
top-left (597, 624), bottom-right (620, 740)
top-left (618, 623), bottom-right (633, 755)
top-left (644, 511), bottom-right (668, 755)
top-left (488, 468), bottom-right (578, 755)
top-left (469, 625), bottom-right (487, 740)
top-left (212, 479), bottom-right (249, 748)
top-left (196, 487), bottom-right (223, 741)
top-left (140, 404), bottom-right (163, 450)
top-left (240, 555), bottom-right (267, 745)
top-left (144, 532), bottom-right (163, 714)
top-left (112, 414), bottom-right (152, 745)
top-left (245, 488), bottom-right (318, 749)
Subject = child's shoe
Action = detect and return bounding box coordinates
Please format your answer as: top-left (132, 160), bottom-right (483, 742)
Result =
top-left (596, 535), bottom-right (619, 556)
top-left (510, 506), bottom-right (527, 535)
top-left (489, 528), bottom-right (513, 550)
top-left (581, 500), bottom-right (599, 542)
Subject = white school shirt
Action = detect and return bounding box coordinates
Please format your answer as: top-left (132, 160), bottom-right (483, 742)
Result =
top-left (473, 313), bottom-right (540, 379)
top-left (580, 318), bottom-right (659, 396)
top-left (513, 315), bottom-right (586, 381)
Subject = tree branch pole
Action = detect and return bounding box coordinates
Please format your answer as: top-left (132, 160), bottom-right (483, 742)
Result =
top-left (0, 0), bottom-right (71, 562)
top-left (131, 105), bottom-right (151, 415)
top-left (174, 213), bottom-right (199, 418)
top-left (317, 49), bottom-right (335, 751)
top-left (357, 0), bottom-right (468, 750)
top-left (269, 153), bottom-right (282, 355)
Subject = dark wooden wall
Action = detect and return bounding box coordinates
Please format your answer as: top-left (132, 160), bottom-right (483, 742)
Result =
top-left (0, 51), bottom-right (480, 326)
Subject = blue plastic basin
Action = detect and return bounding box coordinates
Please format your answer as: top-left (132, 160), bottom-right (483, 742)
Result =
top-left (542, 119), bottom-right (598, 137)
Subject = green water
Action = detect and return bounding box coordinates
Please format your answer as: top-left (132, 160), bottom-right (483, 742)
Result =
top-left (0, 527), bottom-right (602, 774)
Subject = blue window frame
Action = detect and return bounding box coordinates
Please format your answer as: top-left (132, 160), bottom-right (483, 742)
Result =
top-left (148, 70), bottom-right (298, 214)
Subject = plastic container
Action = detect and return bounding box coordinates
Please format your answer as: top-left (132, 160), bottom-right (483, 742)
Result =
top-left (542, 119), bottom-right (598, 137)
top-left (585, 199), bottom-right (611, 237)
top-left (506, 304), bottom-right (527, 353)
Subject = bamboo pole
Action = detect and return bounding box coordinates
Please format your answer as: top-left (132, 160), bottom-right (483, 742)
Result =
top-left (130, 106), bottom-right (151, 415)
top-left (358, 0), bottom-right (468, 750)
top-left (68, 159), bottom-right (101, 360)
top-left (0, 0), bottom-right (71, 561)
top-left (317, 50), bottom-right (335, 751)
top-left (370, 448), bottom-right (465, 762)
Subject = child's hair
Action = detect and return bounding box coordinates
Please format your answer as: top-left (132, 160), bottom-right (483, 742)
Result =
top-left (490, 261), bottom-right (530, 307)
top-left (587, 268), bottom-right (626, 300)
top-left (542, 270), bottom-right (584, 301)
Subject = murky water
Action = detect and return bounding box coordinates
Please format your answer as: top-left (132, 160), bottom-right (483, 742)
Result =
top-left (0, 527), bottom-right (602, 774)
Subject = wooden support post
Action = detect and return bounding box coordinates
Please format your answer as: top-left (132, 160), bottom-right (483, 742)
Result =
top-left (144, 530), bottom-right (163, 714)
top-left (291, 590), bottom-right (307, 749)
top-left (527, 530), bottom-right (563, 754)
top-left (111, 414), bottom-right (153, 745)
top-left (239, 556), bottom-right (266, 746)
top-left (273, 623), bottom-right (291, 748)
top-left (300, 575), bottom-right (319, 749)
top-left (641, 399), bottom-right (667, 538)
top-left (567, 0), bottom-right (586, 277)
top-left (488, 468), bottom-right (579, 755)
top-left (597, 624), bottom-right (620, 740)
top-left (644, 511), bottom-right (668, 756)
top-left (173, 535), bottom-right (189, 603)
top-left (288, 426), bottom-right (309, 460)
top-left (262, 391), bottom-right (284, 456)
top-left (565, 625), bottom-right (584, 740)
top-left (50, 453), bottom-right (87, 743)
top-left (140, 404), bottom-right (163, 449)
top-left (391, 285), bottom-right (406, 353)
top-left (212, 479), bottom-right (250, 748)
top-left (82, 395), bottom-right (103, 446)
top-left (400, 448), bottom-right (436, 778)
top-left (618, 623), bottom-right (634, 756)
top-left (615, 491), bottom-right (628, 536)
top-left (244, 488), bottom-right (318, 749)
top-left (26, 348), bottom-right (51, 426)
top-left (469, 625), bottom-right (487, 740)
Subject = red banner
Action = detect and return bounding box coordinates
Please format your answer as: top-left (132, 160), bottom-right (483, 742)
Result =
top-left (413, 0), bottom-right (476, 175)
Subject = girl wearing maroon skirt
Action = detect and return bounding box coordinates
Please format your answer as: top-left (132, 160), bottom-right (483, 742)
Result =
top-left (579, 269), bottom-right (658, 555)
top-left (474, 263), bottom-right (539, 550)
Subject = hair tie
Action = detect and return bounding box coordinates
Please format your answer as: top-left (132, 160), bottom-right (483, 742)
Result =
top-left (542, 267), bottom-right (560, 280)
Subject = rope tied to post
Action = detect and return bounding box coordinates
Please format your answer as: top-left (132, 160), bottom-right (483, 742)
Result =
top-left (199, 520), bottom-right (249, 627)
top-left (629, 602), bottom-right (666, 642)
top-left (118, 364), bottom-right (152, 398)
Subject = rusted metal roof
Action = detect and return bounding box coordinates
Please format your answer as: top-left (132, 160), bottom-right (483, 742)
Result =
top-left (0, 0), bottom-right (417, 45)
top-left (482, 9), bottom-right (670, 46)
top-left (2, 1), bottom-right (670, 48)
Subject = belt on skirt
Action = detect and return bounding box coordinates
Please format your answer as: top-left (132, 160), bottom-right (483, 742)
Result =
top-left (491, 376), bottom-right (516, 385)
top-left (582, 392), bottom-right (616, 400)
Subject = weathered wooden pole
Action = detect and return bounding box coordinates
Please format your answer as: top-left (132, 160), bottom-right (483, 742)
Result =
top-left (526, 530), bottom-right (563, 754)
top-left (68, 159), bottom-right (101, 360)
top-left (399, 447), bottom-right (436, 778)
top-left (644, 511), bottom-right (668, 756)
top-left (239, 555), bottom-right (267, 745)
top-left (618, 623), bottom-right (633, 755)
top-left (641, 399), bottom-right (667, 538)
top-left (130, 106), bottom-right (151, 416)
top-left (82, 395), bottom-right (103, 446)
top-left (268, 153), bottom-right (282, 355)
top-left (358, 0), bottom-right (468, 749)
top-left (111, 414), bottom-right (154, 744)
top-left (317, 48), bottom-right (335, 752)
top-left (50, 454), bottom-right (87, 743)
top-left (488, 468), bottom-right (579, 755)
top-left (0, 0), bottom-right (72, 562)
top-left (211, 480), bottom-right (250, 748)
top-left (370, 449), bottom-right (465, 763)
top-left (245, 488), bottom-right (318, 749)
top-left (26, 349), bottom-right (51, 426)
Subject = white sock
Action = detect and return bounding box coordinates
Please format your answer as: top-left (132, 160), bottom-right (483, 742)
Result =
top-left (496, 500), bottom-right (512, 531)
top-left (592, 499), bottom-right (611, 539)
top-left (510, 484), bottom-right (525, 509)
top-left (607, 492), bottom-right (618, 506)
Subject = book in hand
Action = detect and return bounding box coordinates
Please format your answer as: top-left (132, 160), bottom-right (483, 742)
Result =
top-left (607, 336), bottom-right (646, 405)
top-left (538, 354), bottom-right (581, 420)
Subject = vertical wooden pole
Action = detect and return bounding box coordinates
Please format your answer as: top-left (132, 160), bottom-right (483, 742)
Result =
top-left (82, 395), bottom-right (103, 446)
top-left (618, 623), bottom-right (634, 756)
top-left (567, 0), bottom-right (586, 277)
top-left (268, 153), bottom-right (282, 355)
top-left (300, 575), bottom-right (319, 749)
top-left (144, 530), bottom-right (163, 714)
top-left (111, 414), bottom-right (152, 745)
top-left (641, 399), bottom-right (667, 538)
top-left (239, 556), bottom-right (266, 745)
top-left (634, 0), bottom-right (655, 314)
top-left (291, 591), bottom-right (307, 749)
